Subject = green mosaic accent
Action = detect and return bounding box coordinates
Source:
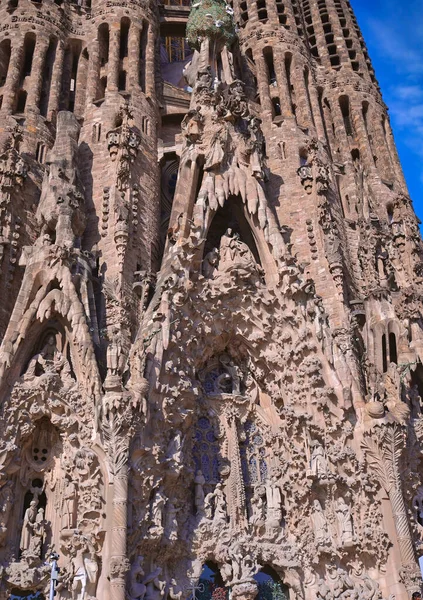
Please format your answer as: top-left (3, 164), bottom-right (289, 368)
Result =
top-left (186, 0), bottom-right (236, 51)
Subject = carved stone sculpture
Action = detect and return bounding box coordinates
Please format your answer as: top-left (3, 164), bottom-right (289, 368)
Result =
top-left (0, 1), bottom-right (422, 600)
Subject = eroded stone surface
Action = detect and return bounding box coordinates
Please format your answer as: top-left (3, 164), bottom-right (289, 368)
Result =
top-left (0, 1), bottom-right (421, 600)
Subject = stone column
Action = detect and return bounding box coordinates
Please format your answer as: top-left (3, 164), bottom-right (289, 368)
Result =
top-left (350, 98), bottom-right (375, 168)
top-left (330, 95), bottom-right (352, 163)
top-left (325, 0), bottom-right (350, 67)
top-left (128, 25), bottom-right (140, 92)
top-left (384, 116), bottom-right (408, 191)
top-left (308, 83), bottom-right (326, 142)
top-left (226, 416), bottom-right (247, 530)
top-left (145, 24), bottom-right (155, 97)
top-left (86, 38), bottom-right (100, 103)
top-left (253, 51), bottom-right (273, 119)
top-left (27, 38), bottom-right (50, 112)
top-left (60, 47), bottom-right (73, 111)
top-left (273, 47), bottom-right (293, 120)
top-left (110, 470), bottom-right (129, 600)
top-left (74, 50), bottom-right (88, 119)
top-left (283, 0), bottom-right (297, 30)
top-left (2, 40), bottom-right (24, 115)
top-left (47, 41), bottom-right (65, 121)
top-left (292, 56), bottom-right (313, 130)
top-left (108, 23), bottom-right (121, 92)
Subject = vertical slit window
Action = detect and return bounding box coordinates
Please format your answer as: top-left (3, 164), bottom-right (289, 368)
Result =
top-left (339, 95), bottom-right (353, 137)
top-left (263, 47), bottom-right (276, 86)
top-left (21, 33), bottom-right (36, 82)
top-left (382, 334), bottom-right (388, 373)
top-left (0, 40), bottom-right (11, 87)
top-left (120, 18), bottom-right (130, 60)
top-left (389, 333), bottom-right (398, 365)
top-left (139, 23), bottom-right (148, 92)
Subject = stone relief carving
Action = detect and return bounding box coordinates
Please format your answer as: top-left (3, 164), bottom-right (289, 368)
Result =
top-left (0, 0), bottom-right (422, 598)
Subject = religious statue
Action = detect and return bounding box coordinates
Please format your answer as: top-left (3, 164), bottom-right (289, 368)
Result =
top-left (216, 229), bottom-right (263, 282)
top-left (203, 248), bottom-right (219, 279)
top-left (166, 431), bottom-right (184, 473)
top-left (20, 499), bottom-right (39, 554)
top-left (250, 489), bottom-right (265, 528)
top-left (27, 508), bottom-right (46, 560)
top-left (0, 481), bottom-right (13, 545)
top-left (62, 477), bottom-right (78, 530)
top-left (204, 483), bottom-right (227, 526)
top-left (150, 488), bottom-right (166, 536)
top-left (310, 441), bottom-right (328, 479)
top-left (24, 334), bottom-right (74, 386)
top-left (265, 479), bottom-right (283, 527)
top-left (336, 496), bottom-right (354, 547)
top-left (311, 499), bottom-right (328, 545)
top-left (164, 501), bottom-right (179, 542)
top-left (128, 555), bottom-right (146, 600)
top-left (194, 471), bottom-right (206, 513)
top-left (144, 567), bottom-right (166, 600)
top-left (71, 534), bottom-right (99, 600)
top-left (106, 326), bottom-right (126, 378)
top-left (218, 354), bottom-right (241, 395)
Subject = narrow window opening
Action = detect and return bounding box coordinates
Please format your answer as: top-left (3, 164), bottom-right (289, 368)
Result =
top-left (339, 95), bottom-right (353, 136)
top-left (16, 90), bottom-right (27, 113)
top-left (263, 47), bottom-right (276, 85)
top-left (120, 18), bottom-right (130, 60)
top-left (389, 332), bottom-right (398, 365)
top-left (382, 334), bottom-right (388, 373)
top-left (139, 23), bottom-right (148, 92)
top-left (118, 70), bottom-right (127, 91)
top-left (272, 97), bottom-right (281, 118)
top-left (0, 39), bottom-right (11, 87)
top-left (22, 33), bottom-right (36, 80)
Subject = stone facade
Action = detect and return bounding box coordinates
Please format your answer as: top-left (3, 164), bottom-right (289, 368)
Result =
top-left (0, 1), bottom-right (422, 600)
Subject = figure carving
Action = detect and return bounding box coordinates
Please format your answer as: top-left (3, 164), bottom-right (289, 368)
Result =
top-left (265, 479), bottom-right (283, 527)
top-left (216, 229), bottom-right (263, 282)
top-left (204, 482), bottom-right (227, 526)
top-left (203, 248), bottom-right (219, 279)
top-left (62, 476), bottom-right (78, 530)
top-left (311, 499), bottom-right (329, 545)
top-left (24, 334), bottom-right (74, 387)
top-left (310, 441), bottom-right (328, 479)
top-left (0, 481), bottom-right (13, 545)
top-left (150, 488), bottom-right (166, 536)
top-left (20, 499), bottom-right (39, 554)
top-left (194, 471), bottom-right (206, 513)
top-left (336, 496), bottom-right (354, 547)
top-left (71, 534), bottom-right (99, 600)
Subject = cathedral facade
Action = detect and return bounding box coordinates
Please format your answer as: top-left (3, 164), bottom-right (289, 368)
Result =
top-left (0, 0), bottom-right (422, 599)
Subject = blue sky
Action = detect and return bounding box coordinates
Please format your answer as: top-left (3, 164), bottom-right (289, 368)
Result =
top-left (351, 0), bottom-right (423, 223)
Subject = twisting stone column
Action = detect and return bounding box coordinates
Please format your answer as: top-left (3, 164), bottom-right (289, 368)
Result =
top-left (103, 398), bottom-right (131, 600)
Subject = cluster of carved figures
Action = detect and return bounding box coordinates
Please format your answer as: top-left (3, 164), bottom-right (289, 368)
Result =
top-left (1, 1), bottom-right (423, 600)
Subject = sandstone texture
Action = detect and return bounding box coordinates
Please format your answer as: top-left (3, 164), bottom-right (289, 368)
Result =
top-left (0, 1), bottom-right (422, 600)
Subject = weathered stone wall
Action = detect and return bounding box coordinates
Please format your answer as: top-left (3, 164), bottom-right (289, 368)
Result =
top-left (0, 2), bottom-right (422, 600)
